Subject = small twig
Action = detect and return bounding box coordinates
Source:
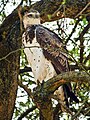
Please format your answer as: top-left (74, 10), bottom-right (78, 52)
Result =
top-left (52, 95), bottom-right (73, 115)
top-left (19, 66), bottom-right (32, 74)
top-left (71, 100), bottom-right (87, 120)
top-left (0, 46), bottom-right (41, 62)
top-left (52, 4), bottom-right (66, 18)
top-left (75, 2), bottom-right (90, 18)
top-left (70, 65), bottom-right (90, 71)
top-left (18, 6), bottom-right (24, 33)
top-left (0, 0), bottom-right (8, 13)
top-left (84, 53), bottom-right (90, 64)
top-left (65, 18), bottom-right (81, 44)
top-left (23, 46), bottom-right (40, 49)
top-left (52, 4), bottom-right (63, 17)
top-left (76, 22), bottom-right (90, 42)
top-left (68, 52), bottom-right (90, 76)
top-left (17, 106), bottom-right (37, 120)
top-left (0, 48), bottom-right (21, 61)
top-left (18, 80), bottom-right (33, 98)
top-left (84, 107), bottom-right (90, 116)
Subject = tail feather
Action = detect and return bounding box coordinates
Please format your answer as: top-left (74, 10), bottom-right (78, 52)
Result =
top-left (63, 84), bottom-right (79, 103)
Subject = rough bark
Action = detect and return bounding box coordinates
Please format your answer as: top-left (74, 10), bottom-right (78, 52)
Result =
top-left (33, 84), bottom-right (54, 120)
top-left (0, 54), bottom-right (19, 120)
top-left (0, 0), bottom-right (90, 120)
top-left (31, 0), bottom-right (90, 22)
top-left (42, 71), bottom-right (90, 92)
top-left (0, 19), bottom-right (21, 119)
top-left (0, 0), bottom-right (90, 35)
top-left (18, 71), bottom-right (90, 119)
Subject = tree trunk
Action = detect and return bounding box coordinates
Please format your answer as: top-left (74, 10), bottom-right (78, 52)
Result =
top-left (39, 100), bottom-right (53, 120)
top-left (0, 0), bottom-right (90, 119)
top-left (33, 87), bottom-right (54, 120)
top-left (0, 19), bottom-right (21, 119)
top-left (0, 53), bottom-right (19, 120)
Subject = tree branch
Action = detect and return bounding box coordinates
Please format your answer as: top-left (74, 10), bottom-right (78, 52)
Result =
top-left (65, 18), bottom-right (81, 44)
top-left (19, 66), bottom-right (32, 74)
top-left (17, 106), bottom-right (37, 120)
top-left (76, 20), bottom-right (90, 42)
top-left (19, 65), bottom-right (90, 74)
top-left (19, 71), bottom-right (90, 99)
top-left (71, 99), bottom-right (87, 120)
top-left (1, 0), bottom-right (90, 35)
top-left (76, 21), bottom-right (90, 63)
top-left (18, 70), bottom-right (90, 119)
top-left (75, 2), bottom-right (90, 18)
top-left (84, 53), bottom-right (90, 64)
top-left (40, 71), bottom-right (90, 95)
top-left (70, 65), bottom-right (90, 71)
top-left (31, 0), bottom-right (90, 22)
top-left (18, 80), bottom-right (33, 99)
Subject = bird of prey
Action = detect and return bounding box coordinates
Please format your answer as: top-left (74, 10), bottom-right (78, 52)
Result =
top-left (22, 9), bottom-right (79, 111)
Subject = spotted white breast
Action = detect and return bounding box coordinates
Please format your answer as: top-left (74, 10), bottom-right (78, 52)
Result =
top-left (22, 31), bottom-right (57, 83)
top-left (22, 25), bottom-right (79, 111)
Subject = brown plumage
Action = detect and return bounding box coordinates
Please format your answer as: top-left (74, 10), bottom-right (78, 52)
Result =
top-left (22, 10), bottom-right (79, 112)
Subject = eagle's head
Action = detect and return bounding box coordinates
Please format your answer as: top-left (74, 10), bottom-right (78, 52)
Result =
top-left (23, 9), bottom-right (40, 28)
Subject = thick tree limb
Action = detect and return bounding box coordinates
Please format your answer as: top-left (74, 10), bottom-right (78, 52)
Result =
top-left (31, 0), bottom-right (90, 22)
top-left (19, 71), bottom-right (90, 98)
top-left (0, 14), bottom-right (21, 120)
top-left (18, 70), bottom-right (90, 120)
top-left (39, 71), bottom-right (90, 95)
top-left (18, 81), bottom-right (53, 120)
top-left (19, 70), bottom-right (90, 103)
top-left (0, 0), bottom-right (90, 34)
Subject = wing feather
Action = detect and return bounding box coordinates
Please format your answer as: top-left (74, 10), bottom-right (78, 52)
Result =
top-left (36, 25), bottom-right (69, 73)
top-left (36, 25), bottom-right (79, 103)
top-left (23, 25), bottom-right (79, 105)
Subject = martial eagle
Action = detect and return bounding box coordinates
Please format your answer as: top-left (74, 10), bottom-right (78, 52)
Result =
top-left (22, 9), bottom-right (79, 111)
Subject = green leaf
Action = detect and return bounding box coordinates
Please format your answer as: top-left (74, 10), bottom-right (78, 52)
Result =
top-left (19, 102), bottom-right (26, 107)
top-left (62, 0), bottom-right (66, 4)
top-left (82, 17), bottom-right (87, 25)
top-left (47, 14), bottom-right (52, 20)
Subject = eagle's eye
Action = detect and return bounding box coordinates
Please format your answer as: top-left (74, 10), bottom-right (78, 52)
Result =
top-left (27, 14), bottom-right (33, 17)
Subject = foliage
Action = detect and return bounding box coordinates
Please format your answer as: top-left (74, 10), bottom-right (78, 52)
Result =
top-left (0, 0), bottom-right (90, 120)
top-left (15, 16), bottom-right (90, 120)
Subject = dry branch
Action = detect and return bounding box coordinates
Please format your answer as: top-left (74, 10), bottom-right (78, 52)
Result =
top-left (18, 81), bottom-right (33, 98)
top-left (18, 70), bottom-right (90, 100)
top-left (17, 106), bottom-right (37, 120)
top-left (39, 71), bottom-right (90, 94)
top-left (18, 70), bottom-right (90, 102)
top-left (18, 70), bottom-right (90, 119)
